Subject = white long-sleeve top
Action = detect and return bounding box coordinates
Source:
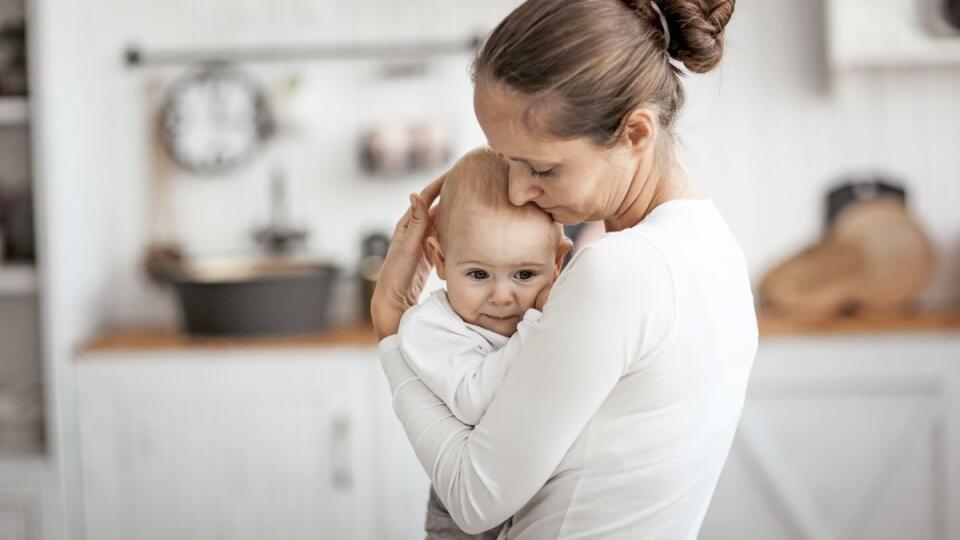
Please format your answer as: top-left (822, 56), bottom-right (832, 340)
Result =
top-left (397, 289), bottom-right (542, 425)
top-left (381, 199), bottom-right (759, 539)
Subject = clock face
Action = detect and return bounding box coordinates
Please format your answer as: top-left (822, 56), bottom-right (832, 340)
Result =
top-left (160, 65), bottom-right (274, 175)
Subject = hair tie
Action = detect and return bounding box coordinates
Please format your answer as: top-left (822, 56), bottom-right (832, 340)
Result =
top-left (649, 1), bottom-right (670, 49)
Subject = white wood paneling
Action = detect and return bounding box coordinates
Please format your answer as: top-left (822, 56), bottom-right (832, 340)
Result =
top-left (76, 347), bottom-right (430, 540)
top-left (701, 334), bottom-right (960, 540)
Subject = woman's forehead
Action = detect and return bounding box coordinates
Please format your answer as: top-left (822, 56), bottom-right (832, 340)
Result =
top-left (475, 84), bottom-right (587, 164)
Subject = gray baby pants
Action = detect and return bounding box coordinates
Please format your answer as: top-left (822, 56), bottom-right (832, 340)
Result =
top-left (425, 488), bottom-right (505, 540)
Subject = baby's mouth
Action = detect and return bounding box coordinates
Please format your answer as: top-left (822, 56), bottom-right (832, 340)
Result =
top-left (482, 314), bottom-right (519, 321)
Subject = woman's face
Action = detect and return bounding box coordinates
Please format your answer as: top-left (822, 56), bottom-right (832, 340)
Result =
top-left (474, 82), bottom-right (639, 225)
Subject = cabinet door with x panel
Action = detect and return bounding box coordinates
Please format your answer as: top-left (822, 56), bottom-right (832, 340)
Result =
top-left (701, 333), bottom-right (960, 540)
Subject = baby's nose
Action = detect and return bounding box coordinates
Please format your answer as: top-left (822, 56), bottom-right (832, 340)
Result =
top-left (488, 285), bottom-right (515, 306)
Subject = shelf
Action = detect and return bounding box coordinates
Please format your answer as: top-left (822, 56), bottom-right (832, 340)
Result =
top-left (0, 264), bottom-right (36, 296)
top-left (0, 450), bottom-right (44, 469)
top-left (758, 308), bottom-right (960, 337)
top-left (827, 0), bottom-right (960, 72)
top-left (0, 427), bottom-right (45, 475)
top-left (0, 96), bottom-right (28, 125)
top-left (81, 323), bottom-right (380, 354)
top-left (0, 452), bottom-right (48, 487)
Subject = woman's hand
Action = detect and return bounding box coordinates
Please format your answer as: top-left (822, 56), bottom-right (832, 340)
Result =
top-left (371, 175), bottom-right (445, 340)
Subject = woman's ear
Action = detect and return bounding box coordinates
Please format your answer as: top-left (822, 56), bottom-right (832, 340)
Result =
top-left (554, 237), bottom-right (574, 276)
top-left (621, 107), bottom-right (658, 157)
top-left (424, 236), bottom-right (446, 280)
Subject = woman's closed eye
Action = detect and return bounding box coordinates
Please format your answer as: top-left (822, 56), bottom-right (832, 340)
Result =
top-left (528, 166), bottom-right (554, 178)
top-left (467, 269), bottom-right (490, 280)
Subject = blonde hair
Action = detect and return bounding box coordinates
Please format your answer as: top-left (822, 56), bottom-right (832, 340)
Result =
top-left (435, 147), bottom-right (561, 245)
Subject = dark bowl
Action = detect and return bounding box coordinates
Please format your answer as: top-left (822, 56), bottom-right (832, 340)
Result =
top-left (170, 257), bottom-right (340, 337)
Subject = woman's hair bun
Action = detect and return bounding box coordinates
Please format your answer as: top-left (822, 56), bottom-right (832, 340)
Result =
top-left (663, 0), bottom-right (735, 73)
top-left (625, 0), bottom-right (735, 73)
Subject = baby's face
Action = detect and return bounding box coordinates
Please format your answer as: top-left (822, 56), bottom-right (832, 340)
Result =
top-left (440, 208), bottom-right (561, 337)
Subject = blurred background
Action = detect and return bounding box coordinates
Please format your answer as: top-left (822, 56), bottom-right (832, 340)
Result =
top-left (0, 0), bottom-right (958, 539)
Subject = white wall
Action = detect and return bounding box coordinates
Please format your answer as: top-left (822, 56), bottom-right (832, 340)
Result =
top-left (48, 0), bottom-right (960, 330)
top-left (681, 0), bottom-right (960, 308)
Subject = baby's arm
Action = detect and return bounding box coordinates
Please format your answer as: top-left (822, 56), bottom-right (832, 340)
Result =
top-left (439, 311), bottom-right (541, 425)
top-left (398, 298), bottom-right (541, 425)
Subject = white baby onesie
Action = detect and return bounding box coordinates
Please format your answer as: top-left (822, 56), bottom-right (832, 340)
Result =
top-left (397, 289), bottom-right (542, 426)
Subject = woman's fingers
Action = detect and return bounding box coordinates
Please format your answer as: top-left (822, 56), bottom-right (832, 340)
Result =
top-left (420, 174), bottom-right (445, 207)
top-left (370, 173), bottom-right (446, 339)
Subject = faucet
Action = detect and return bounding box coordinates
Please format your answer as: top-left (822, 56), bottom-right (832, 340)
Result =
top-left (252, 165), bottom-right (308, 256)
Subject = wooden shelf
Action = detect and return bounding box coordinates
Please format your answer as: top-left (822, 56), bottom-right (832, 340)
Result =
top-left (0, 264), bottom-right (37, 296)
top-left (80, 323), bottom-right (381, 354)
top-left (0, 96), bottom-right (28, 125)
top-left (758, 308), bottom-right (960, 337)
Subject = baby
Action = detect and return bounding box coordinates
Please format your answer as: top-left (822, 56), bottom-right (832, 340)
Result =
top-left (397, 147), bottom-right (571, 539)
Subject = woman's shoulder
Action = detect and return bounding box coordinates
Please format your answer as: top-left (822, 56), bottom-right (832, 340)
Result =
top-left (558, 230), bottom-right (675, 309)
top-left (568, 226), bottom-right (672, 280)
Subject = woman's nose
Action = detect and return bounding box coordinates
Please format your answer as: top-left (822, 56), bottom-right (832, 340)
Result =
top-left (508, 172), bottom-right (541, 207)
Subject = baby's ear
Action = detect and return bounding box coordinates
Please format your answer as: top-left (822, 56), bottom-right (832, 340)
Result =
top-left (424, 235), bottom-right (446, 280)
top-left (554, 237), bottom-right (574, 275)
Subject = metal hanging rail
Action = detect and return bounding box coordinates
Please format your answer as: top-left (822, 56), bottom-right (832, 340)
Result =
top-left (124, 36), bottom-right (483, 68)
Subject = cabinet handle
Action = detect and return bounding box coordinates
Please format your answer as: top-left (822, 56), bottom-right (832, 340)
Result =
top-left (330, 415), bottom-right (353, 491)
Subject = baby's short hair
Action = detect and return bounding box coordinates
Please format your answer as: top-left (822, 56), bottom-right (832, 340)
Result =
top-left (435, 147), bottom-right (559, 244)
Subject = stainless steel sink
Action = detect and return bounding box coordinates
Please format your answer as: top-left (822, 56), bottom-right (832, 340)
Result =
top-left (169, 257), bottom-right (340, 337)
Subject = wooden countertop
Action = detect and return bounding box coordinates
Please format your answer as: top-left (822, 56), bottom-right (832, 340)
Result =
top-left (758, 308), bottom-right (960, 336)
top-left (80, 324), bottom-right (380, 354)
top-left (80, 308), bottom-right (960, 354)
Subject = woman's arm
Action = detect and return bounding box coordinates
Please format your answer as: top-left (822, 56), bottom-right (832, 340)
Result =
top-left (382, 242), bottom-right (675, 533)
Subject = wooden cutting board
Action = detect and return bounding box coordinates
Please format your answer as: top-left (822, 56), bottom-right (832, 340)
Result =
top-left (759, 197), bottom-right (936, 318)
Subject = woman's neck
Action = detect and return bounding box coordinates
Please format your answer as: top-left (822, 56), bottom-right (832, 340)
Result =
top-left (604, 158), bottom-right (698, 232)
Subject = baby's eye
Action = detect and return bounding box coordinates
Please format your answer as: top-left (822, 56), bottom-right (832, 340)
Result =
top-left (529, 166), bottom-right (554, 178)
top-left (515, 270), bottom-right (536, 281)
top-left (467, 270), bottom-right (489, 280)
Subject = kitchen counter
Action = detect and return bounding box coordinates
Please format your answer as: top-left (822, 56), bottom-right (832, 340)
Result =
top-left (758, 307), bottom-right (960, 336)
top-left (78, 308), bottom-right (960, 355)
top-left (79, 324), bottom-right (380, 354)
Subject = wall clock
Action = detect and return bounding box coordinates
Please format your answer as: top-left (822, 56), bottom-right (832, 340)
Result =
top-left (160, 64), bottom-right (275, 175)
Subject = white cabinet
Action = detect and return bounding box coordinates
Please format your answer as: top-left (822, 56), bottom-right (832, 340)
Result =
top-left (75, 347), bottom-right (430, 540)
top-left (701, 333), bottom-right (960, 540)
top-left (827, 0), bottom-right (960, 70)
top-left (77, 334), bottom-right (960, 540)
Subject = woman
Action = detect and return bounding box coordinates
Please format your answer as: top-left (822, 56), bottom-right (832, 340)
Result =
top-left (373, 0), bottom-right (758, 538)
